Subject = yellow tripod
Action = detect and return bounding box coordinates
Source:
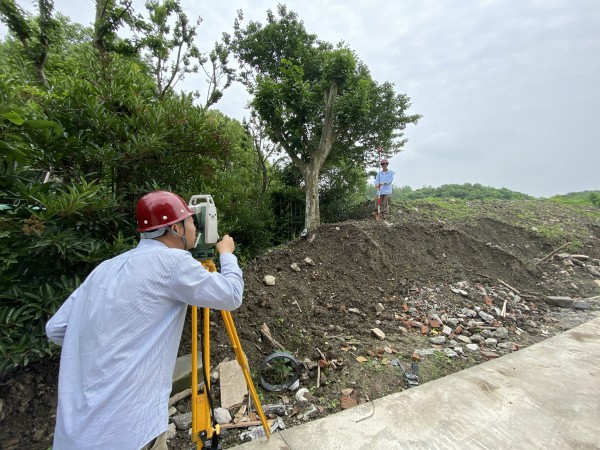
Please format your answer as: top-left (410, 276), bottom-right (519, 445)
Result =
top-left (191, 259), bottom-right (271, 449)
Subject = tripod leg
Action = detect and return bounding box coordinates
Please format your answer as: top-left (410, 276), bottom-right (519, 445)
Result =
top-left (191, 306), bottom-right (213, 448)
top-left (221, 310), bottom-right (271, 439)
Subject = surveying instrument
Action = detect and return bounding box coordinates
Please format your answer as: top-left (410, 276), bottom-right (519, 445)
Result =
top-left (187, 195), bottom-right (271, 449)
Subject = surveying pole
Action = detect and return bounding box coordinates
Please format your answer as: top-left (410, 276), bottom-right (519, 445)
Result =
top-left (187, 195), bottom-right (271, 449)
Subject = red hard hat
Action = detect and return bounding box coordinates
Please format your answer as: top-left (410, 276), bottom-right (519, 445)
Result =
top-left (135, 191), bottom-right (193, 232)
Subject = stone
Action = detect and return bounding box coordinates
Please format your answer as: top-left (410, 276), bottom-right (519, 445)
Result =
top-left (465, 343), bottom-right (480, 352)
top-left (481, 351), bottom-right (499, 359)
top-left (573, 301), bottom-right (592, 310)
top-left (429, 318), bottom-right (442, 328)
top-left (171, 412), bottom-right (192, 430)
top-left (442, 325), bottom-right (453, 336)
top-left (375, 303), bottom-right (385, 315)
top-left (545, 296), bottom-right (574, 308)
top-left (429, 336), bottom-right (446, 345)
top-left (442, 348), bottom-right (458, 358)
top-left (493, 327), bottom-right (509, 339)
top-left (478, 311), bottom-right (495, 323)
top-left (263, 275), bottom-right (276, 286)
top-left (371, 328), bottom-right (386, 340)
top-left (304, 257), bottom-right (315, 266)
top-left (470, 334), bottom-right (483, 343)
top-left (484, 338), bottom-right (498, 348)
top-left (456, 335), bottom-right (472, 344)
top-left (290, 263), bottom-right (301, 272)
top-left (166, 423), bottom-right (177, 440)
top-left (340, 395), bottom-right (358, 410)
top-left (214, 407), bottom-right (232, 424)
top-left (461, 308), bottom-right (477, 318)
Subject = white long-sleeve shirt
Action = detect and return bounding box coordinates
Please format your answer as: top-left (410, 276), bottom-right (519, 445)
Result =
top-left (46, 239), bottom-right (243, 450)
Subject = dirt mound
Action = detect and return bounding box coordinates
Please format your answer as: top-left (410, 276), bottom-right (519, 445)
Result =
top-left (2, 201), bottom-right (599, 450)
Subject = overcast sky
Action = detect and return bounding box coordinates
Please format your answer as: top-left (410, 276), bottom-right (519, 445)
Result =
top-left (3, 0), bottom-right (599, 197)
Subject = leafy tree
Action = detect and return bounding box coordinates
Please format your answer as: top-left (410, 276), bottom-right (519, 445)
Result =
top-left (226, 5), bottom-right (420, 231)
top-left (0, 0), bottom-right (59, 84)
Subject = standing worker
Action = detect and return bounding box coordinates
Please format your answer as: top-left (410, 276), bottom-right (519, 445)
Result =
top-left (46, 191), bottom-right (244, 450)
top-left (375, 159), bottom-right (395, 220)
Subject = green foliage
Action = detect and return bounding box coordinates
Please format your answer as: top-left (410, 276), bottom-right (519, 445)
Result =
top-left (394, 183), bottom-right (531, 201)
top-left (549, 190), bottom-right (600, 208)
top-left (0, 180), bottom-right (135, 373)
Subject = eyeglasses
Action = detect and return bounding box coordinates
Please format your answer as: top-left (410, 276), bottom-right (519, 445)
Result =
top-left (381, 163), bottom-right (388, 166)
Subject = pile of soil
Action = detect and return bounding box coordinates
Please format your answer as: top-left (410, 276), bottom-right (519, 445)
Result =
top-left (2, 200), bottom-right (599, 450)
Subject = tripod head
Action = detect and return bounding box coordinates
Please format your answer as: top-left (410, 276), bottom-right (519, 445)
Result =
top-left (188, 195), bottom-right (219, 260)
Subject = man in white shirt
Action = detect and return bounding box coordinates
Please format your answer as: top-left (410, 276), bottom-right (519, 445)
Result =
top-left (46, 191), bottom-right (244, 450)
top-left (375, 159), bottom-right (395, 220)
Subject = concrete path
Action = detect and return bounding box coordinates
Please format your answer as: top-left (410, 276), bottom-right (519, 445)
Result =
top-left (232, 316), bottom-right (600, 449)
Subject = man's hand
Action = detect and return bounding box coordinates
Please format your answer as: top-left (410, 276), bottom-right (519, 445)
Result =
top-left (216, 234), bottom-right (235, 254)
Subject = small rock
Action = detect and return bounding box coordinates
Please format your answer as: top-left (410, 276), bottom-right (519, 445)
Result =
top-left (166, 423), bottom-right (177, 440)
top-left (461, 308), bottom-right (477, 318)
top-left (465, 343), bottom-right (480, 352)
top-left (545, 296), bottom-right (574, 308)
top-left (481, 351), bottom-right (499, 359)
top-left (214, 407), bottom-right (232, 424)
top-left (456, 335), bottom-right (472, 344)
top-left (493, 327), bottom-right (509, 339)
top-left (429, 336), bottom-right (446, 345)
top-left (573, 301), bottom-right (592, 310)
top-left (442, 348), bottom-right (458, 358)
top-left (290, 263), bottom-right (301, 272)
top-left (348, 308), bottom-right (362, 315)
top-left (413, 349), bottom-right (435, 357)
top-left (171, 412), bottom-right (192, 431)
top-left (478, 311), bottom-right (495, 323)
top-left (340, 395), bottom-right (358, 410)
top-left (263, 275), bottom-right (276, 286)
top-left (442, 325), bottom-right (453, 336)
top-left (525, 320), bottom-right (537, 328)
top-left (304, 257), bottom-right (315, 266)
top-left (375, 303), bottom-right (385, 315)
top-left (484, 338), bottom-right (498, 348)
top-left (371, 328), bottom-right (386, 340)
top-left (470, 334), bottom-right (483, 343)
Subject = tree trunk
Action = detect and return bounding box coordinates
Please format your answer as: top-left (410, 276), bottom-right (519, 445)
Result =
top-left (93, 0), bottom-right (108, 54)
top-left (304, 167), bottom-right (320, 232)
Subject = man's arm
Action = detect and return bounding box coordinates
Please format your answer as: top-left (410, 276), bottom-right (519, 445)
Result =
top-left (46, 291), bottom-right (77, 346)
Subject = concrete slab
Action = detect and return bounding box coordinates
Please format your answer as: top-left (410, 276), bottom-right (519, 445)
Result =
top-left (232, 316), bottom-right (600, 449)
top-left (171, 352), bottom-right (202, 396)
top-left (220, 359), bottom-right (248, 409)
